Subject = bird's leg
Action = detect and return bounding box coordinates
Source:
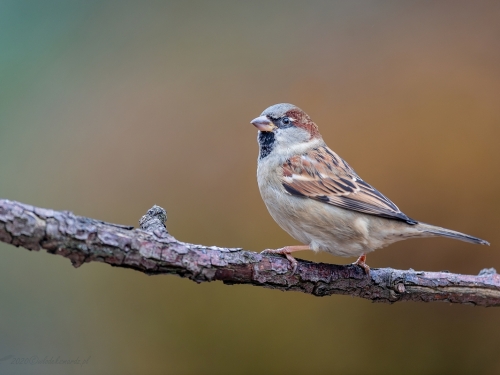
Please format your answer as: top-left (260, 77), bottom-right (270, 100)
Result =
top-left (352, 254), bottom-right (370, 275)
top-left (261, 245), bottom-right (310, 274)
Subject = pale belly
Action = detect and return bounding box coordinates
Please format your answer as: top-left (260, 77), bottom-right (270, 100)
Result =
top-left (258, 178), bottom-right (408, 257)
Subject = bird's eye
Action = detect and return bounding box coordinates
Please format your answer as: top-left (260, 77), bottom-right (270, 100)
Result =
top-left (281, 117), bottom-right (290, 126)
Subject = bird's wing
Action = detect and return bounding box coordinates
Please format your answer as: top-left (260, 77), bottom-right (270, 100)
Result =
top-left (281, 146), bottom-right (417, 224)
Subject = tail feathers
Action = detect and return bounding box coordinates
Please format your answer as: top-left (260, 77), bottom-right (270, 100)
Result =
top-left (417, 223), bottom-right (490, 246)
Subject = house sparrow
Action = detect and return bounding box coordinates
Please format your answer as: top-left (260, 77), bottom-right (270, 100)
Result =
top-left (251, 103), bottom-right (489, 274)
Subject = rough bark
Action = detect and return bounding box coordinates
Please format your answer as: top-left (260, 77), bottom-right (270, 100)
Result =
top-left (0, 198), bottom-right (498, 306)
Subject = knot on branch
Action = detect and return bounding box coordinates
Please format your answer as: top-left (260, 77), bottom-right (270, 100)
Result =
top-left (139, 205), bottom-right (168, 236)
top-left (478, 268), bottom-right (497, 276)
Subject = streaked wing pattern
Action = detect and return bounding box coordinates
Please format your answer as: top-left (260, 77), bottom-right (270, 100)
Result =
top-left (281, 146), bottom-right (417, 224)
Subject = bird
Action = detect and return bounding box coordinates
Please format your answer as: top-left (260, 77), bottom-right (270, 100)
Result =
top-left (250, 103), bottom-right (489, 275)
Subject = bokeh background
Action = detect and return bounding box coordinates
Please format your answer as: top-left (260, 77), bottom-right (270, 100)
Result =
top-left (1, 1), bottom-right (499, 374)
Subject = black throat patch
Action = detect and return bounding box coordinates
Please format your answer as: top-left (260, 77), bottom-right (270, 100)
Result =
top-left (258, 131), bottom-right (275, 159)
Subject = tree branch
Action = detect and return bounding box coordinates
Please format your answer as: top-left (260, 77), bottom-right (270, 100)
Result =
top-left (0, 198), bottom-right (498, 306)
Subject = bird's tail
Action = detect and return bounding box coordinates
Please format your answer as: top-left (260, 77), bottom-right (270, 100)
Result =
top-left (416, 222), bottom-right (490, 246)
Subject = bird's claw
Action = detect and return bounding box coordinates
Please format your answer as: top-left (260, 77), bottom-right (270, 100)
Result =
top-left (352, 254), bottom-right (370, 276)
top-left (261, 248), bottom-right (298, 275)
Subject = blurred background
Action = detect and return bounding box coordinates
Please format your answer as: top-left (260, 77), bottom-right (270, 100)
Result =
top-left (0, 1), bottom-right (499, 374)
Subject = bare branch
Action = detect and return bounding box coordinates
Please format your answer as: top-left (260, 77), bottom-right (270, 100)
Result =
top-left (0, 199), bottom-right (498, 306)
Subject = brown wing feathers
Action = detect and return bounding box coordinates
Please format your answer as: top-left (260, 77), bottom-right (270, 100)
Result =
top-left (281, 147), bottom-right (417, 224)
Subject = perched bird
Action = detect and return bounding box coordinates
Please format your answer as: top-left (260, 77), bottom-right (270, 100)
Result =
top-left (251, 103), bottom-right (489, 274)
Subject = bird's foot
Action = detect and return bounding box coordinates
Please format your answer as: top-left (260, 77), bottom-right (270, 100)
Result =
top-left (261, 245), bottom-right (309, 275)
top-left (352, 254), bottom-right (370, 275)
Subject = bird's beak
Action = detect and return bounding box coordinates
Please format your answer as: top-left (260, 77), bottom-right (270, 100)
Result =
top-left (250, 116), bottom-right (275, 132)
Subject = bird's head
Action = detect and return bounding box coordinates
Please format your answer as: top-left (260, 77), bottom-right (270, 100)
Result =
top-left (251, 103), bottom-right (321, 159)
